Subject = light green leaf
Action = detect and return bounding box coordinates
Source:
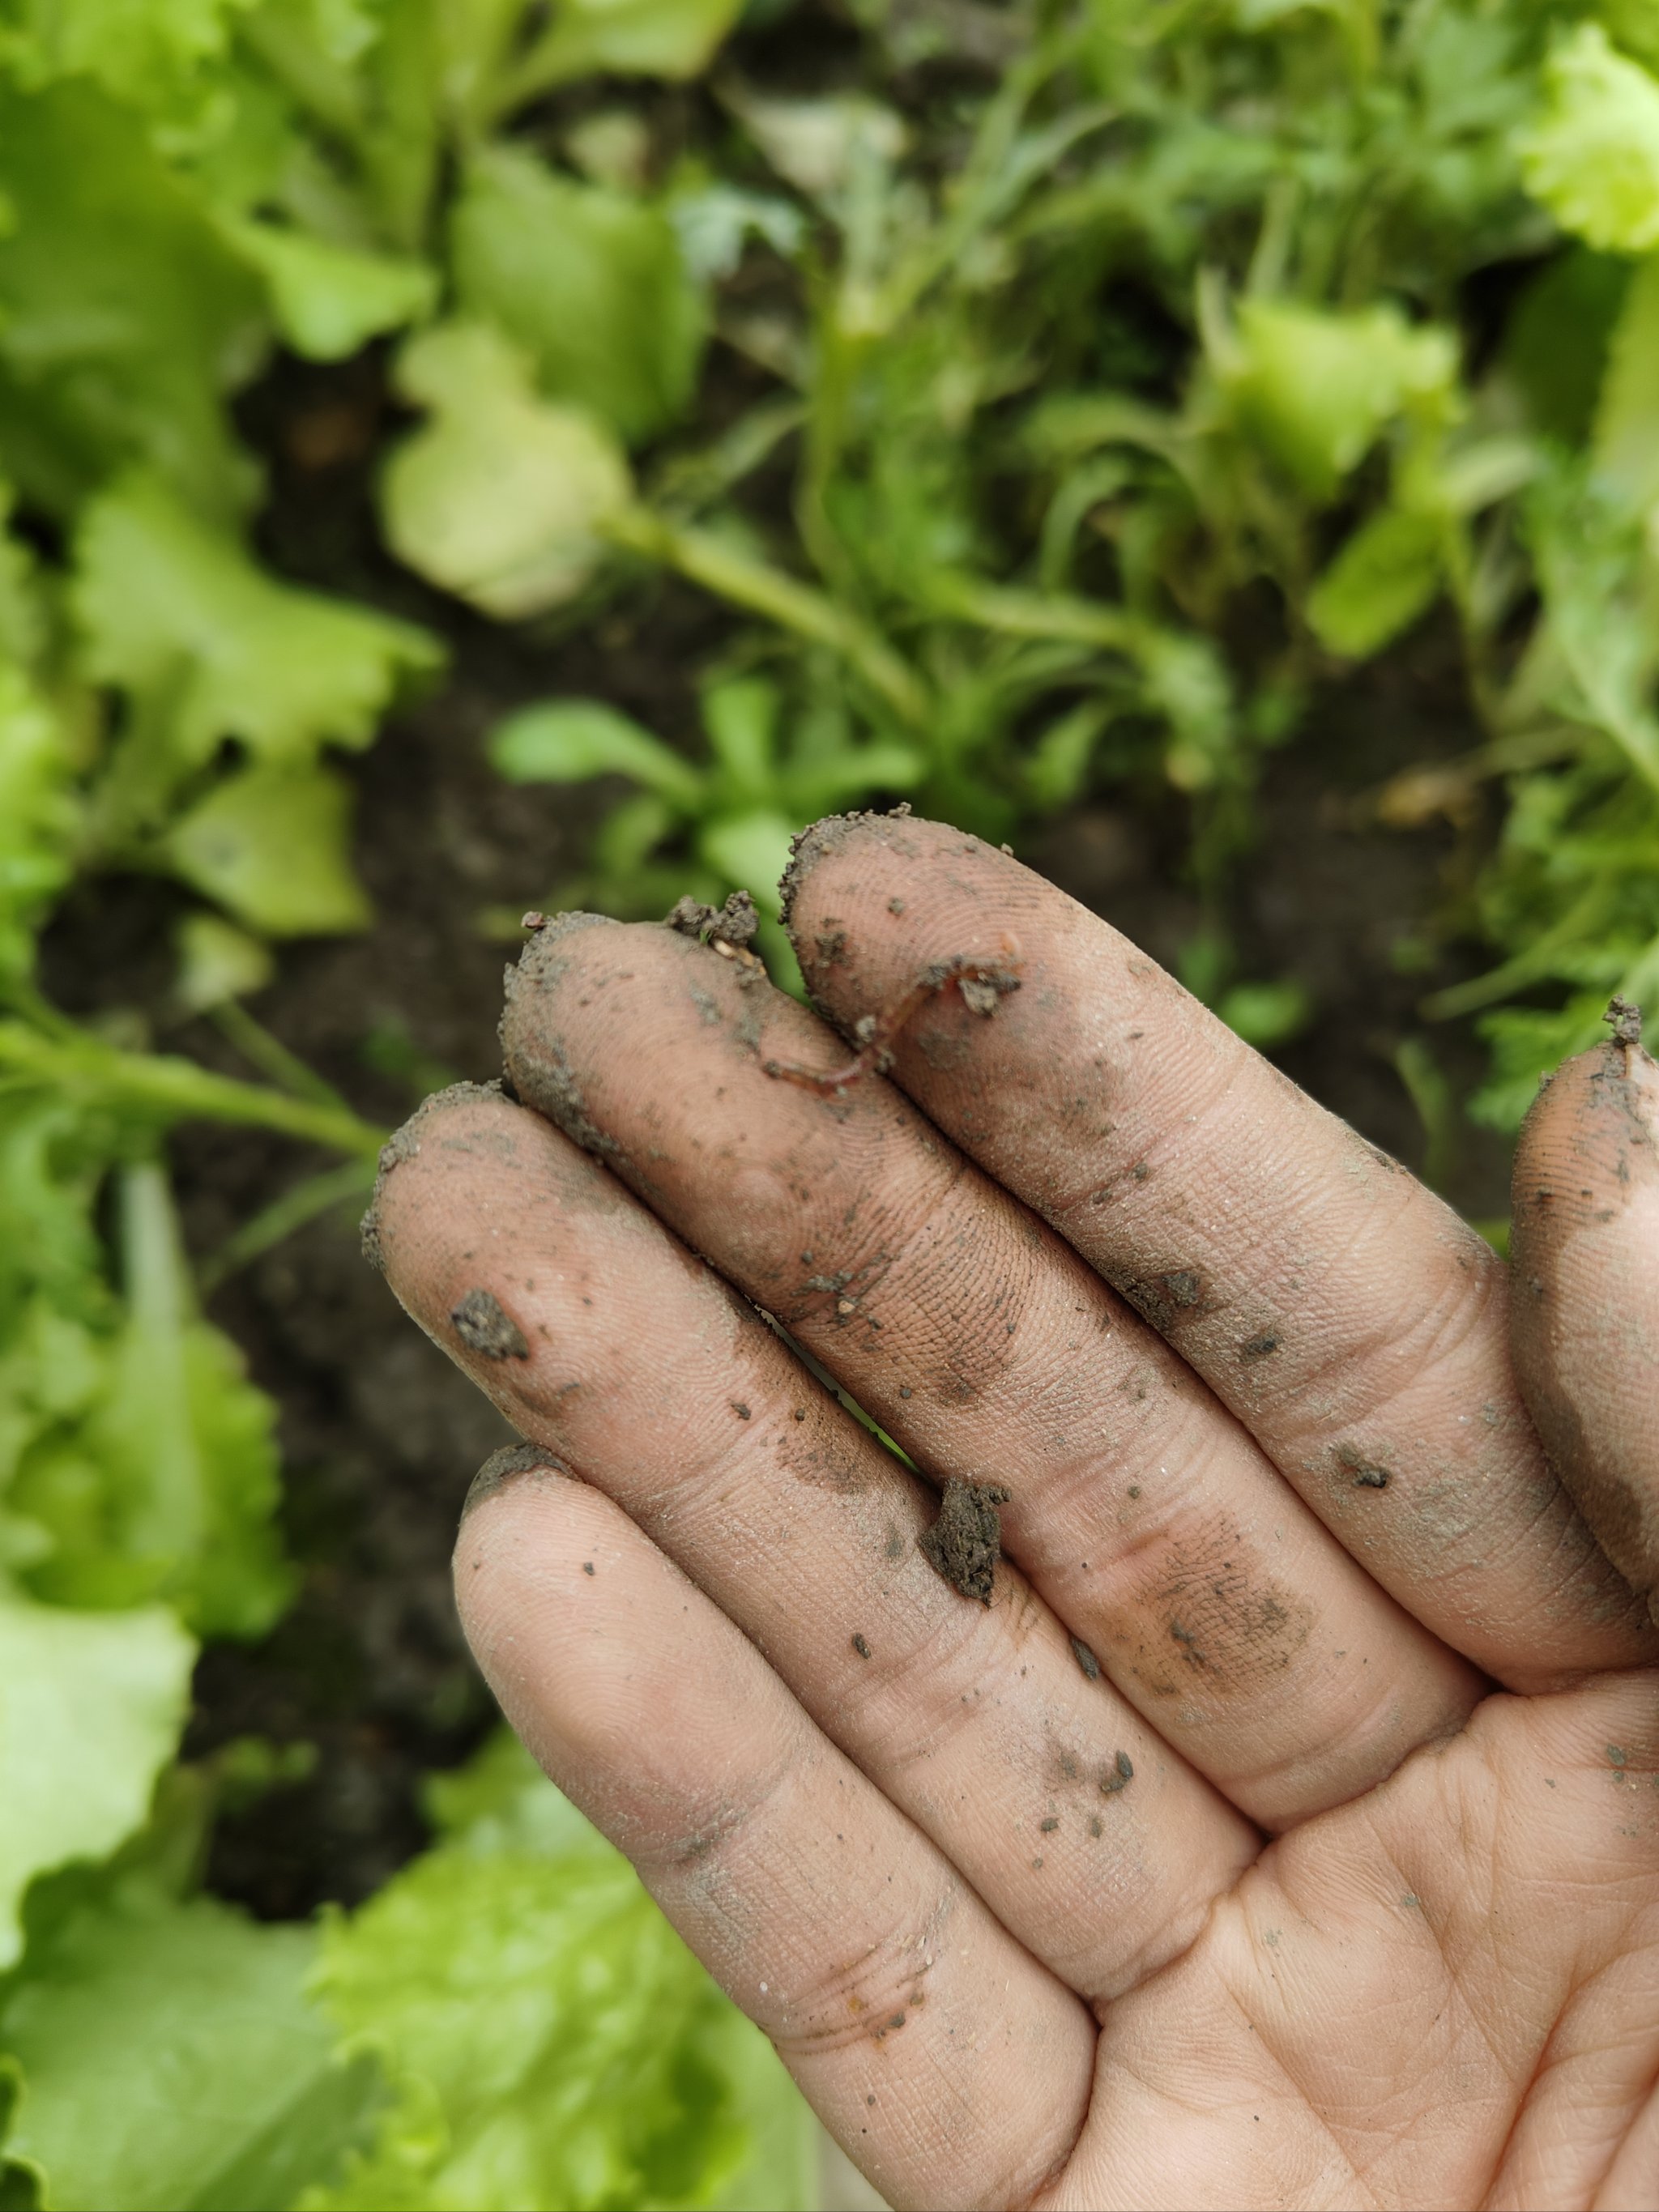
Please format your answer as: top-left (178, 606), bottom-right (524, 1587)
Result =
top-left (1593, 253), bottom-right (1659, 513)
top-left (702, 676), bottom-right (779, 801)
top-left (167, 762), bottom-right (372, 936)
top-left (74, 472), bottom-right (441, 772)
top-left (0, 1595), bottom-right (193, 1968)
top-left (697, 810), bottom-right (797, 917)
top-left (0, 0), bottom-right (250, 106)
top-left (488, 701), bottom-right (702, 808)
top-left (218, 218), bottom-right (438, 360)
top-left (0, 82), bottom-right (262, 520)
top-left (173, 913), bottom-right (277, 1013)
top-left (0, 1886), bottom-right (383, 2212)
top-left (508, 0), bottom-right (742, 92)
top-left (1022, 701), bottom-right (1111, 809)
top-left (0, 664), bottom-right (77, 987)
top-left (1307, 505), bottom-right (1445, 658)
top-left (382, 322), bottom-right (633, 618)
top-left (451, 149), bottom-right (706, 445)
top-left (1221, 298), bottom-right (1458, 501)
top-left (14, 1164), bottom-right (293, 1637)
top-left (1217, 978), bottom-right (1313, 1050)
top-left (1520, 25), bottom-right (1659, 254)
top-left (308, 1730), bottom-right (812, 2212)
top-left (784, 744), bottom-right (923, 816)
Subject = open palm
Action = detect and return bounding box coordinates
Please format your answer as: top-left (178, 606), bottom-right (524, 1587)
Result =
top-left (371, 812), bottom-right (1659, 2211)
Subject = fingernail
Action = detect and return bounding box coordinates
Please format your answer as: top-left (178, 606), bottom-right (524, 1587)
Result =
top-left (463, 1441), bottom-right (565, 1522)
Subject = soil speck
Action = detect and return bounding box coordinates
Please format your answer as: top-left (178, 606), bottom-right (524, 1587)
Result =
top-left (1069, 1634), bottom-right (1101, 1681)
top-left (852, 1633), bottom-right (872, 1659)
top-left (919, 1477), bottom-right (1010, 1605)
top-left (732, 1401), bottom-right (751, 1419)
top-left (1239, 1332), bottom-right (1281, 1362)
top-left (450, 1288), bottom-right (529, 1361)
top-left (1100, 1750), bottom-right (1135, 1796)
top-left (582, 1562), bottom-right (595, 1575)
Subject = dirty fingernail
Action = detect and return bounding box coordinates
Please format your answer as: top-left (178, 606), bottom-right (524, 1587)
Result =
top-left (463, 1441), bottom-right (565, 1522)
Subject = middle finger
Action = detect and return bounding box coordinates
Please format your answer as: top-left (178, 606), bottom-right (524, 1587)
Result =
top-left (502, 916), bottom-right (1482, 1829)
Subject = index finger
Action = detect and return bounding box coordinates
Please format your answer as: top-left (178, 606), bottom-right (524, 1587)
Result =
top-left (783, 811), bottom-right (1655, 1686)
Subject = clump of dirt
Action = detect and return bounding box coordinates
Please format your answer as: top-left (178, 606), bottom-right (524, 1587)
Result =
top-left (919, 1477), bottom-right (1011, 1603)
top-left (450, 1288), bottom-right (530, 1361)
top-left (1100, 1750), bottom-right (1135, 1796)
top-left (1070, 1634), bottom-right (1101, 1681)
top-left (666, 889), bottom-right (761, 949)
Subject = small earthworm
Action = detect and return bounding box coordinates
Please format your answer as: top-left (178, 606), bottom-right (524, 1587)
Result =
top-left (764, 937), bottom-right (1022, 1094)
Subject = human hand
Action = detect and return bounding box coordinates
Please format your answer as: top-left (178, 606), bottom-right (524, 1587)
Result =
top-left (369, 813), bottom-right (1659, 2210)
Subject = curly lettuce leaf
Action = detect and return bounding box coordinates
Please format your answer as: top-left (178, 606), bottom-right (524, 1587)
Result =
top-left (382, 322), bottom-right (633, 618)
top-left (217, 219), bottom-right (437, 360)
top-left (0, 1883), bottom-right (383, 2211)
top-left (167, 762), bottom-right (373, 936)
top-left (1520, 24), bottom-right (1659, 254)
top-left (1218, 298), bottom-right (1458, 502)
top-left (0, 1596), bottom-right (194, 1969)
top-left (0, 81), bottom-right (262, 520)
top-left (0, 666), bottom-right (77, 988)
top-left (11, 1162), bottom-right (293, 1639)
top-left (450, 149), bottom-right (706, 445)
top-left (75, 472), bottom-right (440, 774)
top-left (306, 1731), bottom-right (814, 2212)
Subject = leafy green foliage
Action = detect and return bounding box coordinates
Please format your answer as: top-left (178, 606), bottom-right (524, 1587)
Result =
top-left (1, 1875), bottom-right (383, 2210)
top-left (382, 323), bottom-right (633, 617)
top-left (450, 149), bottom-right (706, 445)
top-left (6, 0), bottom-right (1659, 2204)
top-left (306, 1732), bottom-right (814, 2212)
top-left (0, 1596), bottom-right (194, 1968)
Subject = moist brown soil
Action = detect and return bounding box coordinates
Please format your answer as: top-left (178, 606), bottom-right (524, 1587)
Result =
top-left (38, 339), bottom-right (1512, 1920)
top-left (920, 1477), bottom-right (1012, 1603)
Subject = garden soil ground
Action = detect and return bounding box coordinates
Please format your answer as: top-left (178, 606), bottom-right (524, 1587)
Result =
top-left (41, 347), bottom-right (1513, 1920)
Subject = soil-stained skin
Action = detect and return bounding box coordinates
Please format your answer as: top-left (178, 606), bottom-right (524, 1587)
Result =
top-left (368, 1081), bottom-right (1260, 2006)
top-left (778, 808), bottom-right (1657, 1687)
top-left (495, 893), bottom-right (1483, 1832)
top-left (1511, 1011), bottom-right (1659, 1620)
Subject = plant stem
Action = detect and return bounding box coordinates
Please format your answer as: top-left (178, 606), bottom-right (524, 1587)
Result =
top-left (0, 1021), bottom-right (386, 1159)
top-left (198, 1157), bottom-right (379, 1294)
top-left (606, 508), bottom-right (931, 731)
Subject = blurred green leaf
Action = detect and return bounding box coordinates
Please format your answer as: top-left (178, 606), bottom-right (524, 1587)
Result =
top-left (1307, 506), bottom-right (1445, 658)
top-left (0, 1883), bottom-right (383, 2212)
top-left (1593, 251), bottom-right (1659, 512)
top-left (11, 1163), bottom-right (293, 1636)
top-left (0, 1595), bottom-right (193, 1968)
top-left (74, 472), bottom-right (441, 774)
top-left (0, 82), bottom-right (262, 520)
top-left (1216, 977), bottom-right (1313, 1051)
top-left (307, 1730), bottom-right (813, 2212)
top-left (173, 914), bottom-right (278, 1013)
top-left (696, 810), bottom-right (796, 916)
top-left (0, 666), bottom-right (77, 988)
top-left (217, 218), bottom-right (438, 360)
top-left (489, 701), bottom-right (703, 806)
top-left (382, 322), bottom-right (633, 616)
top-left (702, 676), bottom-right (779, 802)
top-left (1219, 298), bottom-right (1458, 503)
top-left (167, 762), bottom-right (373, 937)
top-left (501, 0), bottom-right (744, 101)
top-left (1520, 23), bottom-right (1659, 253)
top-left (451, 149), bottom-right (706, 445)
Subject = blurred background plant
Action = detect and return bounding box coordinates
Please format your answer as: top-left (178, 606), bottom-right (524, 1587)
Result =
top-left (2, 0), bottom-right (1657, 2204)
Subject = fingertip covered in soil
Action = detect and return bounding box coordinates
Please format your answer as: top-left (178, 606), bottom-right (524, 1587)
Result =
top-left (1510, 996), bottom-right (1659, 1609)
